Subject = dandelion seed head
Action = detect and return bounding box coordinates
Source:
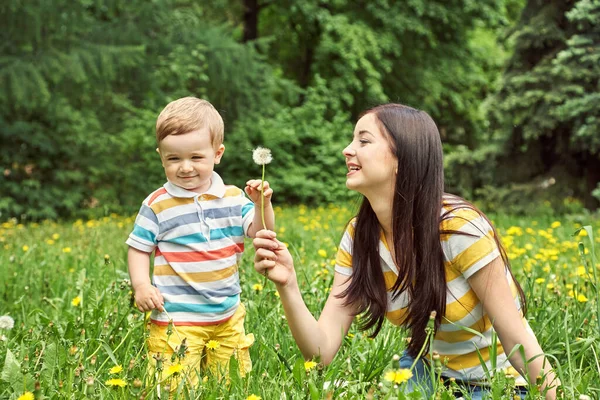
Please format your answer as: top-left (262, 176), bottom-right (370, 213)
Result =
top-left (0, 315), bottom-right (14, 330)
top-left (252, 147), bottom-right (272, 165)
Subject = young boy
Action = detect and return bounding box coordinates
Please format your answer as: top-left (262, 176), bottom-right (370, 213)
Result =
top-left (126, 97), bottom-right (274, 386)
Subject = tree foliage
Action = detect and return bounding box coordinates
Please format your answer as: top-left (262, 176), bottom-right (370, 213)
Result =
top-left (490, 0), bottom-right (600, 208)
top-left (8, 0), bottom-right (597, 220)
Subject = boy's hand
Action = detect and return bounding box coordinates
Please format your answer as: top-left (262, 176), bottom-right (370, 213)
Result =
top-left (245, 179), bottom-right (273, 205)
top-left (133, 283), bottom-right (164, 312)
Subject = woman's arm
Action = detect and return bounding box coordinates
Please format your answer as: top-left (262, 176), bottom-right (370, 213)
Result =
top-left (253, 230), bottom-right (356, 364)
top-left (468, 257), bottom-right (559, 399)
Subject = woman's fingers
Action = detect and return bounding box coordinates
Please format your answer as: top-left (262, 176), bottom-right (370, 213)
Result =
top-left (255, 248), bottom-right (277, 262)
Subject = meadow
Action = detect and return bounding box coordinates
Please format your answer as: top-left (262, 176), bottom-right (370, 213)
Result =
top-left (1, 204), bottom-right (599, 399)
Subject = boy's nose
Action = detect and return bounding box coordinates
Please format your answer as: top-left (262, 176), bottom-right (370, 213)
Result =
top-left (180, 161), bottom-right (193, 172)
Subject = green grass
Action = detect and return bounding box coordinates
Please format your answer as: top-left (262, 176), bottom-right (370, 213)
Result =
top-left (0, 205), bottom-right (599, 399)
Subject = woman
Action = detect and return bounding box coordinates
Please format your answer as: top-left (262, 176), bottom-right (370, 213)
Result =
top-left (253, 104), bottom-right (559, 399)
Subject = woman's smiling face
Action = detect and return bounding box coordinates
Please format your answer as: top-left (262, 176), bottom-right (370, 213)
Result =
top-left (342, 113), bottom-right (397, 197)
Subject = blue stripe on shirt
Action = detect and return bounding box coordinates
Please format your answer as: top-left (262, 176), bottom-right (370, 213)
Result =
top-left (164, 294), bottom-right (239, 314)
top-left (160, 212), bottom-right (200, 233)
top-left (241, 202), bottom-right (253, 219)
top-left (132, 224), bottom-right (156, 244)
top-left (139, 204), bottom-right (158, 223)
top-left (210, 226), bottom-right (243, 240)
top-left (205, 205), bottom-right (241, 219)
top-left (166, 232), bottom-right (208, 245)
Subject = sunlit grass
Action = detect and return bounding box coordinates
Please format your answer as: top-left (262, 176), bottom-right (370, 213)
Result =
top-left (0, 206), bottom-right (599, 399)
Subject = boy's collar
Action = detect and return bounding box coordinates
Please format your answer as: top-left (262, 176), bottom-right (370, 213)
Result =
top-left (163, 172), bottom-right (226, 198)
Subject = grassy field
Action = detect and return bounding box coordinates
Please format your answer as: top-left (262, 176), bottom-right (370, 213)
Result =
top-left (1, 205), bottom-right (599, 399)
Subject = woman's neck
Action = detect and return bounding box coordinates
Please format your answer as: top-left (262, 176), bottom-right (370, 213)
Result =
top-left (365, 191), bottom-right (394, 238)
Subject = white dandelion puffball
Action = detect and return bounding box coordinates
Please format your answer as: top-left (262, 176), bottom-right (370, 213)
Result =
top-left (0, 315), bottom-right (15, 330)
top-left (252, 147), bottom-right (272, 165)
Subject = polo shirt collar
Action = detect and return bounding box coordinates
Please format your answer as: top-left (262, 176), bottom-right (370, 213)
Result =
top-left (163, 172), bottom-right (226, 198)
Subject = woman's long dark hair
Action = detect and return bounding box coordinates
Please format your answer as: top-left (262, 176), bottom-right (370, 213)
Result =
top-left (338, 104), bottom-right (527, 357)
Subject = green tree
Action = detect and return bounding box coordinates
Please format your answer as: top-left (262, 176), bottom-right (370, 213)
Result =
top-left (0, 0), bottom-right (293, 220)
top-left (491, 0), bottom-right (600, 209)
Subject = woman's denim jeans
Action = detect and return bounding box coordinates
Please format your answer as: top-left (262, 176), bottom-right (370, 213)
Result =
top-left (399, 351), bottom-right (528, 399)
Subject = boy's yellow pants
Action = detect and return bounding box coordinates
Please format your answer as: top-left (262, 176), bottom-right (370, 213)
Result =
top-left (147, 303), bottom-right (254, 388)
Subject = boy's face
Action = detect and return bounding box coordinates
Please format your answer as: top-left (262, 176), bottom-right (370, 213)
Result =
top-left (157, 129), bottom-right (225, 193)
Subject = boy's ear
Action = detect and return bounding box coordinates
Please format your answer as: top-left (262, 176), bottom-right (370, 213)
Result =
top-left (156, 148), bottom-right (165, 167)
top-left (214, 144), bottom-right (225, 164)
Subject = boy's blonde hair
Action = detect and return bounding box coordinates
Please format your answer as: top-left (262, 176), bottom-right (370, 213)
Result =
top-left (156, 97), bottom-right (224, 148)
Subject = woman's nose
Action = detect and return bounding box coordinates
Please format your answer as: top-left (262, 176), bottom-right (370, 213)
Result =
top-left (342, 144), bottom-right (356, 157)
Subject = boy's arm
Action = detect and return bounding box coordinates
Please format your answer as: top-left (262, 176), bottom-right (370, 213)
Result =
top-left (128, 247), bottom-right (164, 312)
top-left (245, 179), bottom-right (275, 237)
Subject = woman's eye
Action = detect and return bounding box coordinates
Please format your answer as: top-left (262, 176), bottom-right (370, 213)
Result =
top-left (359, 139), bottom-right (369, 144)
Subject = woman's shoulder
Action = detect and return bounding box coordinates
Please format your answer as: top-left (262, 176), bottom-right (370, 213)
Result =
top-left (440, 195), bottom-right (493, 234)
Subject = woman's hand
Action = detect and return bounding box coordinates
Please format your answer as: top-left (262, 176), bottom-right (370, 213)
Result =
top-left (253, 229), bottom-right (296, 287)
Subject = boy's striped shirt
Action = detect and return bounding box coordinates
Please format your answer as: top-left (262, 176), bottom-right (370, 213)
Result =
top-left (126, 172), bottom-right (254, 326)
top-left (334, 198), bottom-right (535, 384)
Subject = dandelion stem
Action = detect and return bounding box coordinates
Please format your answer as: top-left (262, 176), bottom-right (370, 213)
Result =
top-left (162, 309), bottom-right (184, 342)
top-left (260, 163), bottom-right (266, 230)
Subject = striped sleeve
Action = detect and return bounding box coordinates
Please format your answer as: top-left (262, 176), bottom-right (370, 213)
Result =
top-left (240, 190), bottom-right (255, 237)
top-left (334, 220), bottom-right (355, 276)
top-left (441, 209), bottom-right (500, 279)
top-left (126, 202), bottom-right (159, 253)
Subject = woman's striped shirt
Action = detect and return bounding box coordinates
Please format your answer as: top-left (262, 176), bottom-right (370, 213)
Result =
top-left (334, 200), bottom-right (535, 383)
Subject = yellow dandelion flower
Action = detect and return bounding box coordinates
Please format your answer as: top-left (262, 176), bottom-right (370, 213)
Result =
top-left (535, 278), bottom-right (545, 284)
top-left (304, 360), bottom-right (317, 371)
top-left (62, 247), bottom-right (72, 253)
top-left (109, 365), bottom-right (123, 374)
top-left (246, 395), bottom-right (262, 400)
top-left (206, 340), bottom-right (220, 350)
top-left (577, 294), bottom-right (588, 303)
top-left (22, 245), bottom-right (29, 252)
top-left (167, 364), bottom-right (184, 376)
top-left (546, 283), bottom-right (555, 290)
top-left (17, 392), bottom-right (34, 400)
top-left (252, 283), bottom-right (263, 291)
top-left (384, 368), bottom-right (413, 384)
top-left (579, 230), bottom-right (588, 237)
top-left (105, 378), bottom-right (127, 387)
top-left (576, 266), bottom-right (587, 276)
top-left (550, 221), bottom-right (561, 229)
top-left (317, 249), bottom-right (327, 258)
top-left (71, 296), bottom-right (81, 307)
top-left (52, 233), bottom-right (60, 240)
top-left (46, 239), bottom-right (55, 245)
